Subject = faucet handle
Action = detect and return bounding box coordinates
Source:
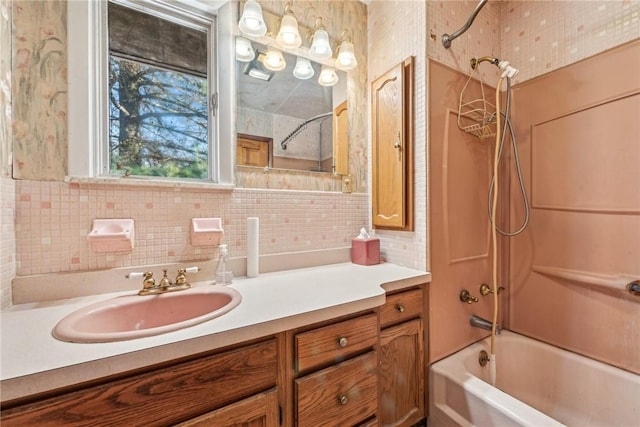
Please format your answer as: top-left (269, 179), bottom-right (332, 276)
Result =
top-left (459, 289), bottom-right (479, 304)
top-left (175, 268), bottom-right (187, 285)
top-left (480, 283), bottom-right (505, 296)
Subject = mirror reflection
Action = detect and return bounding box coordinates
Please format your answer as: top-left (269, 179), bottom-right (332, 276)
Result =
top-left (236, 40), bottom-right (347, 174)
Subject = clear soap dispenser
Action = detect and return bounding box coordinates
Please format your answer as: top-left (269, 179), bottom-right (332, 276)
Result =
top-left (215, 244), bottom-right (233, 285)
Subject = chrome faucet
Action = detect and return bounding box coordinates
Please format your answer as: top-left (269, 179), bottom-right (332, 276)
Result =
top-left (470, 314), bottom-right (500, 334)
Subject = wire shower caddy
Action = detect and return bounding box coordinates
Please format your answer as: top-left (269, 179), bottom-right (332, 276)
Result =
top-left (457, 67), bottom-right (497, 139)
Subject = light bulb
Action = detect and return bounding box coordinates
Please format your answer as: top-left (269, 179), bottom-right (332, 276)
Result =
top-left (309, 18), bottom-right (332, 60)
top-left (336, 40), bottom-right (357, 70)
top-left (318, 65), bottom-right (338, 86)
top-left (239, 0), bottom-right (267, 36)
top-left (235, 37), bottom-right (255, 62)
top-left (263, 48), bottom-right (286, 71)
top-left (293, 57), bottom-right (314, 80)
top-left (276, 13), bottom-right (302, 48)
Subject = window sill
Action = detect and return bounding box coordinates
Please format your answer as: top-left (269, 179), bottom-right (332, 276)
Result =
top-left (65, 176), bottom-right (235, 191)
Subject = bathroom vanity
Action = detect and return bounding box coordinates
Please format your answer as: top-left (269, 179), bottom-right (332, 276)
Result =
top-left (0, 263), bottom-right (429, 426)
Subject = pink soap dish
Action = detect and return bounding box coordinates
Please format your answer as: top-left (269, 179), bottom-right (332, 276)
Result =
top-left (191, 218), bottom-right (224, 247)
top-left (87, 219), bottom-right (135, 253)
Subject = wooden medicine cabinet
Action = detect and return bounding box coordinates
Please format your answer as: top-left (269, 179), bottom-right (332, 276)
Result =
top-left (371, 57), bottom-right (414, 230)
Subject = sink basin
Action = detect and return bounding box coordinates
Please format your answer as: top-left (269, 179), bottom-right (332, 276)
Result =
top-left (52, 285), bottom-right (241, 343)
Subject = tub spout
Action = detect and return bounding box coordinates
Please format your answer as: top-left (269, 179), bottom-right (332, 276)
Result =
top-left (470, 314), bottom-right (500, 334)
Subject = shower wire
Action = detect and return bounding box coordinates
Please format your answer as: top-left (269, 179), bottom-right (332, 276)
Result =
top-left (487, 77), bottom-right (530, 236)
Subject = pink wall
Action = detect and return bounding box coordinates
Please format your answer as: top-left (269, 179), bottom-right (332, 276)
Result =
top-left (509, 41), bottom-right (640, 374)
top-left (427, 60), bottom-right (507, 363)
top-left (14, 181), bottom-right (367, 276)
top-left (425, 0), bottom-right (640, 362)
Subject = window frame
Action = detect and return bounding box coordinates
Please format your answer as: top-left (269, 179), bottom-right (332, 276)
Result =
top-left (67, 0), bottom-right (234, 186)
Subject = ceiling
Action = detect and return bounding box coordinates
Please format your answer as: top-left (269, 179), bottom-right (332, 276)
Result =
top-left (236, 48), bottom-right (339, 120)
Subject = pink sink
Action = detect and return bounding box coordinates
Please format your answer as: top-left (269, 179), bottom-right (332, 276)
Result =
top-left (52, 285), bottom-right (242, 343)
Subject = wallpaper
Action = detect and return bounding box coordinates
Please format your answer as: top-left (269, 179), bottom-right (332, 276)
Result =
top-left (1, 0), bottom-right (15, 309)
top-left (11, 0), bottom-right (67, 180)
top-left (10, 0), bottom-right (369, 193)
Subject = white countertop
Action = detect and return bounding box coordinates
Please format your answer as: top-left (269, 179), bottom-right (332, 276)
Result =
top-left (1, 262), bottom-right (429, 403)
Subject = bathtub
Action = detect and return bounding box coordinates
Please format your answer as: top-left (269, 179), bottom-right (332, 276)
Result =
top-left (429, 331), bottom-right (640, 427)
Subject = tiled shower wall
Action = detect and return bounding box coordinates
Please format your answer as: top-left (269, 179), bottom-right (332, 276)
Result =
top-left (428, 0), bottom-right (640, 84)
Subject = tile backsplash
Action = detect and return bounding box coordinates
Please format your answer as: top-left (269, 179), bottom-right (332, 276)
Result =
top-left (15, 181), bottom-right (368, 276)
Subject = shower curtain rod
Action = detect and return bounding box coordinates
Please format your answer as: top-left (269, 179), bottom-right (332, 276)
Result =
top-left (442, 0), bottom-right (488, 49)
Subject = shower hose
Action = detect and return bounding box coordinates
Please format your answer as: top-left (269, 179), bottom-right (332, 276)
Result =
top-left (488, 75), bottom-right (530, 385)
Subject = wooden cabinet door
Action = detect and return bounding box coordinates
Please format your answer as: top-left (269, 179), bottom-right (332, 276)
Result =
top-left (371, 58), bottom-right (414, 230)
top-left (378, 319), bottom-right (424, 427)
top-left (176, 389), bottom-right (279, 427)
top-left (1, 340), bottom-right (278, 426)
top-left (237, 134), bottom-right (271, 167)
top-left (333, 100), bottom-right (349, 176)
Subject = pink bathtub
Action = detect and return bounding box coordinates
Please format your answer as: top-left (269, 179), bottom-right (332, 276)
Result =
top-left (429, 331), bottom-right (640, 427)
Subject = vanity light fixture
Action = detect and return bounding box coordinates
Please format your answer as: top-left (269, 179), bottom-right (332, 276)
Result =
top-left (293, 56), bottom-right (314, 79)
top-left (335, 31), bottom-right (357, 71)
top-left (263, 47), bottom-right (286, 71)
top-left (244, 51), bottom-right (275, 81)
top-left (318, 65), bottom-right (338, 87)
top-left (239, 0), bottom-right (267, 36)
top-left (276, 3), bottom-right (302, 49)
top-left (308, 17), bottom-right (332, 61)
top-left (235, 37), bottom-right (255, 62)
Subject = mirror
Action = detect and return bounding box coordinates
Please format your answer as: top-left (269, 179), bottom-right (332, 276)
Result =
top-left (236, 40), bottom-right (348, 174)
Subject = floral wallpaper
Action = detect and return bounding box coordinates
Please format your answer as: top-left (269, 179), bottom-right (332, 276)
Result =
top-left (11, 0), bottom-right (67, 180)
top-left (1, 0), bottom-right (12, 177)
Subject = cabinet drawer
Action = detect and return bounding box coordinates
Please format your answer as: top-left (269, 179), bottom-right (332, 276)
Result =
top-left (295, 314), bottom-right (377, 372)
top-left (296, 352), bottom-right (377, 427)
top-left (1, 340), bottom-right (277, 427)
top-left (379, 288), bottom-right (422, 328)
top-left (176, 389), bottom-right (279, 427)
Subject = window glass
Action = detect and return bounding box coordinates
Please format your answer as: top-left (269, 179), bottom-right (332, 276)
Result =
top-left (107, 1), bottom-right (210, 179)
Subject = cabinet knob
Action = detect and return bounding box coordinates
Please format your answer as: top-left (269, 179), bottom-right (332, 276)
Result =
top-left (338, 337), bottom-right (348, 348)
top-left (395, 303), bottom-right (405, 313)
top-left (338, 394), bottom-right (348, 405)
top-left (394, 131), bottom-right (402, 161)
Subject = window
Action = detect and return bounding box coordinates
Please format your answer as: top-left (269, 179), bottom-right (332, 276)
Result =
top-left (108, 2), bottom-right (209, 179)
top-left (67, 0), bottom-right (234, 185)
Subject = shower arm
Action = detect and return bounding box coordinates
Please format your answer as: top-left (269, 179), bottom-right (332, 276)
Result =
top-left (442, 0), bottom-right (488, 49)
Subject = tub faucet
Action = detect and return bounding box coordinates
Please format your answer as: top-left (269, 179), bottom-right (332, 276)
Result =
top-left (470, 314), bottom-right (500, 334)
